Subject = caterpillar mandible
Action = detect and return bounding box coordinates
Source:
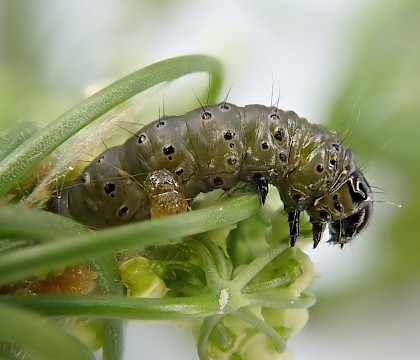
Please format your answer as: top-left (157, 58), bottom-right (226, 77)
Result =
top-left (49, 102), bottom-right (373, 248)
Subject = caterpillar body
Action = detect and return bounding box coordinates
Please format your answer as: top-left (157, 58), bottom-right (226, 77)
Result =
top-left (50, 102), bottom-right (373, 248)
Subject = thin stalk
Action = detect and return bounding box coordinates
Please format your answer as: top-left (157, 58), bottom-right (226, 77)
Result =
top-left (93, 256), bottom-right (126, 360)
top-left (195, 234), bottom-right (232, 280)
top-left (232, 241), bottom-right (289, 289)
top-left (0, 206), bottom-right (89, 242)
top-left (164, 260), bottom-right (207, 286)
top-left (186, 239), bottom-right (221, 286)
top-left (0, 55), bottom-right (223, 196)
top-left (0, 191), bottom-right (260, 286)
top-left (244, 292), bottom-right (316, 309)
top-left (0, 121), bottom-right (38, 161)
top-left (233, 307), bottom-right (286, 353)
top-left (0, 303), bottom-right (94, 360)
top-left (101, 319), bottom-right (125, 360)
top-left (241, 264), bottom-right (302, 294)
top-left (0, 294), bottom-right (222, 320)
top-left (197, 316), bottom-right (222, 360)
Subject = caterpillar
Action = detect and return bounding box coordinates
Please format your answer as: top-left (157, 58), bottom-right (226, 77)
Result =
top-left (49, 102), bottom-right (373, 248)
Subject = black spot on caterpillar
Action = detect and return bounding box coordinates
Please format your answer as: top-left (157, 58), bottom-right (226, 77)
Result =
top-left (48, 102), bottom-right (373, 248)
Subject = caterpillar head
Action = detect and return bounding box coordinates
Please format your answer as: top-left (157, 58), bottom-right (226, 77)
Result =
top-left (275, 138), bottom-right (371, 248)
top-left (308, 170), bottom-right (373, 247)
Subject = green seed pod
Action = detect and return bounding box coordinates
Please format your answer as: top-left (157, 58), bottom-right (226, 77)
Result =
top-left (49, 102), bottom-right (373, 247)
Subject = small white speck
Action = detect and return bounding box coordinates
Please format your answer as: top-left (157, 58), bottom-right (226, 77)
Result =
top-left (219, 289), bottom-right (229, 311)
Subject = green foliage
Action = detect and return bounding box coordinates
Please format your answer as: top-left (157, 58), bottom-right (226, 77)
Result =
top-left (0, 56), bottom-right (315, 359)
top-left (0, 303), bottom-right (94, 360)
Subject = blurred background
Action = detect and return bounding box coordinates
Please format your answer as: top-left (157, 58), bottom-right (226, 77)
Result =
top-left (1, 0), bottom-right (419, 359)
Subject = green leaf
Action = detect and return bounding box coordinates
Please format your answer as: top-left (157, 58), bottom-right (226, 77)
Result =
top-left (0, 303), bottom-right (94, 360)
top-left (0, 190), bottom-right (260, 286)
top-left (0, 122), bottom-right (38, 161)
top-left (0, 55), bottom-right (223, 197)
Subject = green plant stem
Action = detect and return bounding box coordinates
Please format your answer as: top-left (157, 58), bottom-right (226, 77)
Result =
top-left (0, 303), bottom-right (94, 360)
top-left (0, 191), bottom-right (260, 286)
top-left (197, 316), bottom-right (222, 360)
top-left (0, 295), bottom-right (222, 320)
top-left (233, 307), bottom-right (286, 352)
top-left (101, 319), bottom-right (125, 360)
top-left (244, 292), bottom-right (316, 309)
top-left (0, 121), bottom-right (38, 161)
top-left (93, 256), bottom-right (126, 360)
top-left (195, 234), bottom-right (232, 280)
top-left (241, 264), bottom-right (302, 294)
top-left (187, 239), bottom-right (222, 286)
top-left (93, 257), bottom-right (125, 296)
top-left (232, 241), bottom-right (289, 289)
top-left (0, 206), bottom-right (89, 242)
top-left (0, 55), bottom-right (223, 196)
top-left (164, 260), bottom-right (207, 286)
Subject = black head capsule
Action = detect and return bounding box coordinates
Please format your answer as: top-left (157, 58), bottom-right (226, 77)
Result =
top-left (328, 200), bottom-right (373, 247)
top-left (305, 170), bottom-right (373, 248)
top-left (328, 171), bottom-right (373, 247)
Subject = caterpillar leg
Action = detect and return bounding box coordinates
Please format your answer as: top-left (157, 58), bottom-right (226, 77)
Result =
top-left (289, 213), bottom-right (326, 248)
top-left (253, 173), bottom-right (269, 205)
top-left (311, 220), bottom-right (325, 248)
top-left (288, 211), bottom-right (300, 247)
top-left (143, 169), bottom-right (188, 218)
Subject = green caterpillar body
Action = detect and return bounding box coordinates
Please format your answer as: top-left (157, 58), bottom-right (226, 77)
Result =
top-left (50, 102), bottom-right (373, 247)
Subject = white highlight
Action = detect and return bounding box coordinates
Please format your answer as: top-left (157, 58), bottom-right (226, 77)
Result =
top-left (219, 288), bottom-right (229, 311)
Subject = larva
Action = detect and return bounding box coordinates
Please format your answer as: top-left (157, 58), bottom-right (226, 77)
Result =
top-left (49, 102), bottom-right (373, 248)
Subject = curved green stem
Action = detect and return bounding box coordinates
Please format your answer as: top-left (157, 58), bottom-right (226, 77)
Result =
top-left (186, 239), bottom-right (221, 286)
top-left (0, 303), bottom-right (94, 360)
top-left (164, 260), bottom-right (207, 286)
top-left (0, 295), bottom-right (222, 320)
top-left (233, 307), bottom-right (286, 353)
top-left (241, 264), bottom-right (302, 294)
top-left (0, 121), bottom-right (38, 161)
top-left (244, 292), bottom-right (316, 309)
top-left (232, 241), bottom-right (289, 289)
top-left (0, 55), bottom-right (223, 196)
top-left (0, 191), bottom-right (260, 286)
top-left (197, 316), bottom-right (222, 360)
top-left (0, 206), bottom-right (89, 242)
top-left (194, 234), bottom-right (232, 281)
